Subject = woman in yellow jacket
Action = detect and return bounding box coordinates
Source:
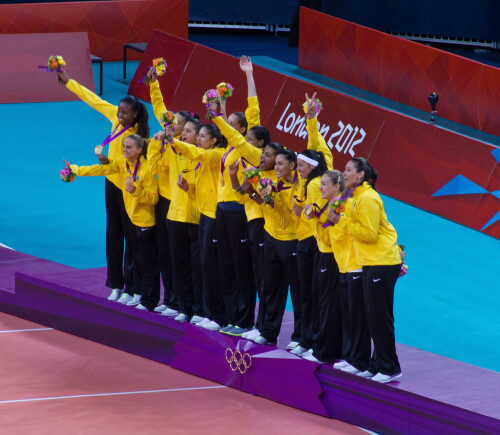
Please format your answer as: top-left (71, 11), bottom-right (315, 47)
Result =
top-left (290, 95), bottom-right (335, 356)
top-left (148, 117), bottom-right (204, 323)
top-left (297, 151), bottom-right (344, 365)
top-left (67, 134), bottom-right (160, 310)
top-left (328, 158), bottom-right (402, 383)
top-left (146, 69), bottom-right (197, 316)
top-left (324, 172), bottom-right (370, 377)
top-left (161, 123), bottom-right (228, 331)
top-left (57, 70), bottom-right (150, 303)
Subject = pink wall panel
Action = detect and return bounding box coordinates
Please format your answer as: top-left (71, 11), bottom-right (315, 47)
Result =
top-left (128, 31), bottom-right (500, 239)
top-left (0, 0), bottom-right (188, 61)
top-left (0, 32), bottom-right (95, 103)
top-left (299, 7), bottom-right (500, 137)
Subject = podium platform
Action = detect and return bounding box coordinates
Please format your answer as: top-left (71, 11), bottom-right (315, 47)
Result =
top-left (0, 247), bottom-right (498, 434)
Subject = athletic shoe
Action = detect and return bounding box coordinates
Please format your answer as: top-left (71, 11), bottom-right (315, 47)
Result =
top-left (190, 315), bottom-right (205, 324)
top-left (117, 293), bottom-right (133, 304)
top-left (357, 370), bottom-right (375, 378)
top-left (226, 326), bottom-right (250, 336)
top-left (219, 324), bottom-right (234, 334)
top-left (286, 340), bottom-right (299, 350)
top-left (254, 335), bottom-right (276, 345)
top-left (300, 349), bottom-right (314, 358)
top-left (290, 345), bottom-right (307, 355)
top-left (341, 363), bottom-right (360, 374)
top-left (174, 313), bottom-right (188, 323)
top-left (107, 289), bottom-right (123, 301)
top-left (333, 360), bottom-right (349, 369)
top-left (154, 304), bottom-right (168, 313)
top-left (126, 294), bottom-right (142, 306)
top-left (202, 320), bottom-right (221, 331)
top-left (161, 308), bottom-right (179, 317)
top-left (135, 304), bottom-right (148, 311)
top-left (302, 352), bottom-right (325, 364)
top-left (371, 372), bottom-right (402, 383)
top-left (197, 318), bottom-right (211, 328)
top-left (242, 329), bottom-right (260, 340)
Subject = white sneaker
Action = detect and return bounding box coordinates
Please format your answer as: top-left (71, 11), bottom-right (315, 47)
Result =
top-left (290, 345), bottom-right (307, 355)
top-left (254, 335), bottom-right (275, 345)
top-left (161, 308), bottom-right (179, 317)
top-left (202, 320), bottom-right (221, 331)
top-left (175, 313), bottom-right (188, 323)
top-left (108, 289), bottom-right (123, 301)
top-left (190, 315), bottom-right (206, 324)
top-left (357, 370), bottom-right (375, 378)
top-left (333, 360), bottom-right (349, 369)
top-left (242, 328), bottom-right (261, 340)
top-left (126, 294), bottom-right (141, 306)
top-left (135, 304), bottom-right (148, 311)
top-left (371, 372), bottom-right (402, 383)
top-left (117, 293), bottom-right (133, 304)
top-left (154, 304), bottom-right (168, 313)
top-left (341, 363), bottom-right (360, 374)
top-left (286, 341), bottom-right (299, 350)
top-left (301, 349), bottom-right (314, 358)
top-left (197, 318), bottom-right (211, 328)
top-left (302, 352), bottom-right (325, 364)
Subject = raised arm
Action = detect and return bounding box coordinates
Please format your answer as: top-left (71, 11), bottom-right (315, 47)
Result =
top-left (240, 55), bottom-right (260, 130)
top-left (305, 93), bottom-right (333, 170)
top-left (58, 70), bottom-right (117, 122)
top-left (148, 72), bottom-right (168, 127)
top-left (71, 158), bottom-right (120, 177)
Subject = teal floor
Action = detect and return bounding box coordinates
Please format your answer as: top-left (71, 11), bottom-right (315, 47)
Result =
top-left (1, 61), bottom-right (499, 372)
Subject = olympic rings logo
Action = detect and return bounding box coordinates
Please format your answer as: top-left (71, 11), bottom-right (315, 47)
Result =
top-left (225, 348), bottom-right (252, 374)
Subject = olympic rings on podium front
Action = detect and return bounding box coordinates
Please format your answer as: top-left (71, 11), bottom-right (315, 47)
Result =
top-left (225, 348), bottom-right (252, 374)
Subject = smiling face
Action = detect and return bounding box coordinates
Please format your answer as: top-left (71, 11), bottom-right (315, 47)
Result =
top-left (297, 158), bottom-right (315, 179)
top-left (319, 174), bottom-right (341, 200)
top-left (275, 154), bottom-right (294, 179)
top-left (180, 121), bottom-right (199, 144)
top-left (259, 145), bottom-right (277, 171)
top-left (123, 136), bottom-right (141, 162)
top-left (197, 126), bottom-right (216, 150)
top-left (343, 160), bottom-right (364, 189)
top-left (117, 102), bottom-right (137, 126)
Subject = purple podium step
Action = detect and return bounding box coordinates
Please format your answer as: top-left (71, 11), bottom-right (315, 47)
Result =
top-left (0, 247), bottom-right (499, 434)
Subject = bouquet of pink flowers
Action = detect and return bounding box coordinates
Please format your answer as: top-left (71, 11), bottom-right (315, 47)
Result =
top-left (202, 88), bottom-right (221, 119)
top-left (60, 162), bottom-right (76, 182)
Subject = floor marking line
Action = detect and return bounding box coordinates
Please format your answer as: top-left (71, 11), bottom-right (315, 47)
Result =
top-left (0, 386), bottom-right (227, 404)
top-left (0, 328), bottom-right (53, 334)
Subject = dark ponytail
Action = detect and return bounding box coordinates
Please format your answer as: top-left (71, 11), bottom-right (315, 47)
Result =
top-left (248, 126), bottom-right (271, 148)
top-left (298, 149), bottom-right (328, 196)
top-left (350, 157), bottom-right (378, 191)
top-left (120, 96), bottom-right (150, 139)
top-left (178, 111), bottom-right (200, 122)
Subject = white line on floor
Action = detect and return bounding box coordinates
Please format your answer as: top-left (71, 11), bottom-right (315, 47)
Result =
top-left (0, 328), bottom-right (53, 334)
top-left (0, 385), bottom-right (228, 404)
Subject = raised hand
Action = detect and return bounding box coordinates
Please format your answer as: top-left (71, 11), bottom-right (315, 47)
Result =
top-left (153, 130), bottom-right (165, 142)
top-left (305, 91), bottom-right (318, 119)
top-left (228, 159), bottom-right (240, 177)
top-left (147, 68), bottom-right (158, 83)
top-left (239, 55), bottom-right (253, 73)
top-left (57, 70), bottom-right (69, 85)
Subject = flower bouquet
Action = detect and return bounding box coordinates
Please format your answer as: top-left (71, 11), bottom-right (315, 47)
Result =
top-left (216, 82), bottom-right (234, 98)
top-left (60, 162), bottom-right (76, 182)
top-left (161, 110), bottom-right (177, 143)
top-left (243, 167), bottom-right (274, 204)
top-left (328, 197), bottom-right (345, 214)
top-left (303, 97), bottom-right (323, 116)
top-left (39, 55), bottom-right (66, 72)
top-left (202, 89), bottom-right (221, 119)
top-left (142, 57), bottom-right (167, 84)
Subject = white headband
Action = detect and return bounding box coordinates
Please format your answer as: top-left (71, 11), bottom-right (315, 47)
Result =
top-left (297, 154), bottom-right (319, 167)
